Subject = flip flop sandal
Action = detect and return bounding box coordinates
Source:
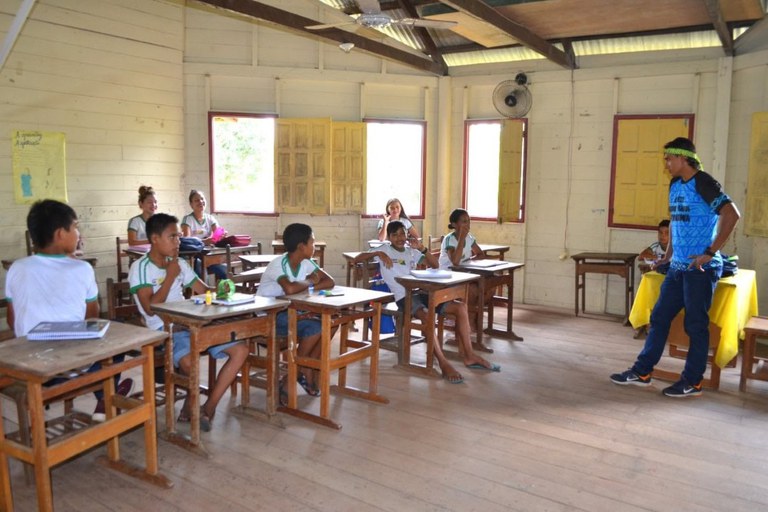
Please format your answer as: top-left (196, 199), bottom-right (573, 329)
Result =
top-left (200, 406), bottom-right (213, 432)
top-left (297, 373), bottom-right (320, 397)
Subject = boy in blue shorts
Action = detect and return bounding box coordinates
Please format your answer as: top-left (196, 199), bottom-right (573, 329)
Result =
top-left (5, 199), bottom-right (133, 421)
top-left (353, 221), bottom-right (500, 384)
top-left (129, 213), bottom-right (247, 431)
top-left (257, 223), bottom-right (335, 400)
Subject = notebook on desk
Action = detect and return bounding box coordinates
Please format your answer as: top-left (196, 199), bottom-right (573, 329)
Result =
top-left (212, 293), bottom-right (256, 306)
top-left (410, 269), bottom-right (452, 279)
top-left (27, 319), bottom-right (110, 341)
top-left (459, 259), bottom-right (506, 268)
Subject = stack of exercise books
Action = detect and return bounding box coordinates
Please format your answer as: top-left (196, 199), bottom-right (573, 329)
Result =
top-left (27, 319), bottom-right (110, 341)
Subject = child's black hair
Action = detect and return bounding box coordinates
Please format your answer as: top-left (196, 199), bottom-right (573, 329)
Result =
top-left (146, 213), bottom-right (178, 239)
top-left (386, 220), bottom-right (406, 237)
top-left (27, 199), bottom-right (77, 250)
top-left (658, 219), bottom-right (670, 229)
top-left (448, 208), bottom-right (469, 229)
top-left (283, 223), bottom-right (313, 253)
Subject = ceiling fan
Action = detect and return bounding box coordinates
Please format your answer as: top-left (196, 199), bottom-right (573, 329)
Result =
top-left (306, 0), bottom-right (458, 31)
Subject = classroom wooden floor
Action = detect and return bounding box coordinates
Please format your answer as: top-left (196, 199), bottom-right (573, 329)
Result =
top-left (4, 305), bottom-right (768, 512)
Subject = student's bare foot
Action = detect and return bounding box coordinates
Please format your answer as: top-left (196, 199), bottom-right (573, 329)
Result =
top-left (177, 399), bottom-right (192, 422)
top-left (439, 362), bottom-right (464, 384)
top-left (443, 371), bottom-right (464, 384)
top-left (464, 356), bottom-right (501, 372)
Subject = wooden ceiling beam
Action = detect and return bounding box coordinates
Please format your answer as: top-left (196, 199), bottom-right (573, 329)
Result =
top-left (396, 0), bottom-right (448, 74)
top-left (194, 0), bottom-right (445, 75)
top-left (703, 0), bottom-right (734, 56)
top-left (438, 0), bottom-right (576, 69)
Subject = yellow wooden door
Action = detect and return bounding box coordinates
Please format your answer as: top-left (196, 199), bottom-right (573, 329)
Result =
top-left (612, 116), bottom-right (692, 227)
top-left (498, 119), bottom-right (524, 223)
top-left (275, 118), bottom-right (332, 214)
top-left (745, 112), bottom-right (768, 237)
top-left (331, 122), bottom-right (366, 214)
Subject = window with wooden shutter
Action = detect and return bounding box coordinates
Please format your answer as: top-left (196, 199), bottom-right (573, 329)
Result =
top-left (275, 118), bottom-right (332, 214)
top-left (609, 115), bottom-right (694, 229)
top-left (331, 122), bottom-right (366, 214)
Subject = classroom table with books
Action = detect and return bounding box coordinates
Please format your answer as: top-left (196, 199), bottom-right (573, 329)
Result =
top-left (150, 295), bottom-right (288, 457)
top-left (278, 285), bottom-right (393, 430)
top-left (452, 260), bottom-right (526, 347)
top-left (0, 322), bottom-right (171, 512)
top-left (394, 271), bottom-right (481, 376)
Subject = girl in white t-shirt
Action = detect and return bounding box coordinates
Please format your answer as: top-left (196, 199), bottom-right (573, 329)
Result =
top-left (376, 198), bottom-right (420, 242)
top-left (127, 185), bottom-right (157, 246)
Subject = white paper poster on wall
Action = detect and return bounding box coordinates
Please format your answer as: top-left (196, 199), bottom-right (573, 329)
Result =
top-left (11, 130), bottom-right (67, 204)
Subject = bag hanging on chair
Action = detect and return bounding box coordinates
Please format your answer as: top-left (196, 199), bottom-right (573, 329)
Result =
top-left (215, 235), bottom-right (252, 248)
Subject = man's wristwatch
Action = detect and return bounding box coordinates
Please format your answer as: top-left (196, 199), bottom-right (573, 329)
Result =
top-left (704, 248), bottom-right (716, 257)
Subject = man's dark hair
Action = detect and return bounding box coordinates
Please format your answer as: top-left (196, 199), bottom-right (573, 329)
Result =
top-left (386, 220), bottom-right (406, 236)
top-left (283, 223), bottom-right (313, 253)
top-left (664, 137), bottom-right (701, 170)
top-left (658, 219), bottom-right (670, 229)
top-left (146, 213), bottom-right (178, 239)
top-left (27, 199), bottom-right (77, 250)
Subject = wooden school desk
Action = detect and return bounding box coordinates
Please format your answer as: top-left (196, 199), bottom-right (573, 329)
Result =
top-left (279, 286), bottom-right (393, 430)
top-left (453, 260), bottom-right (525, 346)
top-left (571, 252), bottom-right (638, 322)
top-left (629, 269), bottom-right (758, 388)
top-left (477, 243), bottom-right (510, 261)
top-left (0, 323), bottom-right (170, 512)
top-left (239, 253), bottom-right (281, 271)
top-left (151, 296), bottom-right (288, 457)
top-left (394, 271), bottom-right (480, 376)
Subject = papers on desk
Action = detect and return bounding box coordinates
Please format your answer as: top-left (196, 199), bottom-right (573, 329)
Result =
top-left (27, 319), bottom-right (110, 341)
top-left (459, 259), bottom-right (505, 268)
top-left (410, 269), bottom-right (451, 279)
top-left (211, 293), bottom-right (256, 306)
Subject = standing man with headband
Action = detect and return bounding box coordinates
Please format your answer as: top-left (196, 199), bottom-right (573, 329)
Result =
top-left (610, 137), bottom-right (740, 397)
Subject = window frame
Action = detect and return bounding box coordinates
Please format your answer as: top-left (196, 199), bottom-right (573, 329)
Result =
top-left (207, 111), bottom-right (278, 216)
top-left (608, 113), bottom-right (695, 230)
top-left (462, 118), bottom-right (528, 223)
top-left (362, 118), bottom-right (427, 220)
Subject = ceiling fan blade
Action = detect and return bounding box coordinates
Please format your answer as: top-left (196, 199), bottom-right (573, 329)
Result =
top-left (306, 21), bottom-right (355, 30)
top-left (392, 18), bottom-right (458, 29)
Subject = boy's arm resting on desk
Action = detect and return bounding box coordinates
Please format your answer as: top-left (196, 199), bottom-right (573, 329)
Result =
top-left (353, 251), bottom-right (392, 268)
top-left (277, 267), bottom-right (334, 295)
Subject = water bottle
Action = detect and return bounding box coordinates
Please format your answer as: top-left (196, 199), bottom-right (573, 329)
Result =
top-left (308, 284), bottom-right (314, 296)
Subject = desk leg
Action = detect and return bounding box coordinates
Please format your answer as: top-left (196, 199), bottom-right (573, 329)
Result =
top-left (319, 312), bottom-right (332, 421)
top-left (399, 293), bottom-right (413, 368)
top-left (29, 382), bottom-right (54, 512)
top-left (472, 279), bottom-right (492, 353)
top-left (97, 345), bottom-right (172, 488)
top-left (0, 397), bottom-right (13, 512)
top-left (161, 327), bottom-right (209, 458)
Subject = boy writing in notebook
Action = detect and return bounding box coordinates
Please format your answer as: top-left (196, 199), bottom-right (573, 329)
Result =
top-left (353, 220), bottom-right (500, 384)
top-left (257, 223), bottom-right (335, 399)
top-left (129, 213), bottom-right (247, 431)
top-left (4, 199), bottom-right (132, 421)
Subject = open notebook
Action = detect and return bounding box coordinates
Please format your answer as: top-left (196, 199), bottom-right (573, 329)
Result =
top-left (458, 259), bottom-right (506, 268)
top-left (27, 319), bottom-right (110, 341)
top-left (212, 293), bottom-right (256, 306)
top-left (410, 269), bottom-right (452, 279)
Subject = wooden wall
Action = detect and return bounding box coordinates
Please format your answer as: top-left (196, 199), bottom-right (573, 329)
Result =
top-left (1, 0), bottom-right (767, 318)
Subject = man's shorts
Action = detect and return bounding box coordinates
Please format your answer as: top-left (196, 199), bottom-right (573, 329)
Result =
top-left (396, 293), bottom-right (448, 316)
top-left (275, 310), bottom-right (321, 338)
top-left (170, 330), bottom-right (240, 368)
